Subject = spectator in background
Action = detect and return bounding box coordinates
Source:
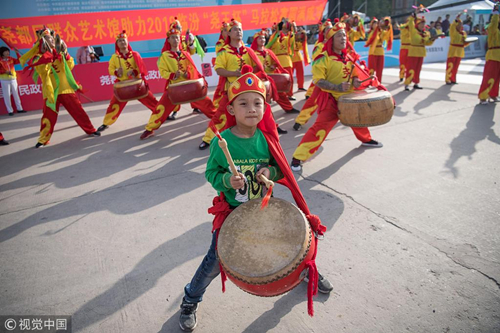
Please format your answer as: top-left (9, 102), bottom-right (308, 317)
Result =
top-left (76, 45), bottom-right (98, 64)
top-left (463, 18), bottom-right (471, 33)
top-left (442, 14), bottom-right (451, 34)
top-left (435, 21), bottom-right (443, 35)
top-left (429, 21), bottom-right (437, 37)
top-left (0, 46), bottom-right (25, 116)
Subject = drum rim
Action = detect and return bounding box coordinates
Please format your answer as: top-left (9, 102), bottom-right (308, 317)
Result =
top-left (168, 77), bottom-right (205, 87)
top-left (113, 78), bottom-right (145, 88)
top-left (218, 197), bottom-right (312, 285)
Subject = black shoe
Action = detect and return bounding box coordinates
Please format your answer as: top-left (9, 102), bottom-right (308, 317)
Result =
top-left (17, 110), bottom-right (27, 113)
top-left (413, 84), bottom-right (423, 89)
top-left (8, 113), bottom-right (13, 116)
top-left (288, 96), bottom-right (296, 101)
top-left (35, 142), bottom-right (44, 148)
top-left (192, 108), bottom-right (201, 114)
top-left (0, 139), bottom-right (9, 145)
top-left (293, 122), bottom-right (302, 131)
top-left (277, 126), bottom-right (288, 134)
top-left (446, 82), bottom-right (452, 85)
top-left (291, 158), bottom-right (302, 172)
top-left (305, 96), bottom-right (310, 100)
top-left (451, 81), bottom-right (458, 85)
top-left (199, 141), bottom-right (210, 150)
top-left (298, 88), bottom-right (307, 92)
top-left (303, 272), bottom-right (334, 294)
top-left (399, 78), bottom-right (403, 82)
top-left (361, 140), bottom-right (383, 148)
top-left (97, 125), bottom-right (108, 132)
top-left (167, 112), bottom-right (177, 120)
top-left (404, 85), bottom-right (410, 91)
top-left (89, 131), bottom-right (101, 137)
top-left (286, 108), bottom-right (300, 114)
top-left (179, 298), bottom-right (198, 332)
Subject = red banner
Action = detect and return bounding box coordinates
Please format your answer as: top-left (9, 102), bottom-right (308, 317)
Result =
top-left (0, 0), bottom-right (327, 49)
top-left (0, 58), bottom-right (168, 114)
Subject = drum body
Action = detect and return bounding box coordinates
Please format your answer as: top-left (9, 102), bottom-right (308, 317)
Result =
top-left (168, 78), bottom-right (208, 105)
top-left (337, 89), bottom-right (394, 127)
top-left (217, 198), bottom-right (314, 297)
top-left (268, 73), bottom-right (291, 93)
top-left (263, 80), bottom-right (272, 102)
top-left (113, 79), bottom-right (149, 102)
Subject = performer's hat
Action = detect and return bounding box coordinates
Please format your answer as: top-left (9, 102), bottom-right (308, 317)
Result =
top-left (116, 30), bottom-right (128, 40)
top-left (170, 17), bottom-right (182, 31)
top-left (228, 65), bottom-right (266, 104)
top-left (167, 26), bottom-right (181, 37)
top-left (325, 18), bottom-right (346, 40)
top-left (319, 19), bottom-right (333, 33)
top-left (229, 18), bottom-right (242, 30)
top-left (220, 21), bottom-right (230, 32)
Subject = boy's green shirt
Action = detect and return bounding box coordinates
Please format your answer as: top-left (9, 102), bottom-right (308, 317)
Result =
top-left (206, 128), bottom-right (283, 207)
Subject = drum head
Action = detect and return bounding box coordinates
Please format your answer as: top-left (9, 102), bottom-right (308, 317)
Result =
top-left (338, 88), bottom-right (392, 103)
top-left (218, 198), bottom-right (310, 283)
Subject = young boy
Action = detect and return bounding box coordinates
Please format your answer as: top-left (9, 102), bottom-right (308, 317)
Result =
top-left (179, 65), bottom-right (332, 332)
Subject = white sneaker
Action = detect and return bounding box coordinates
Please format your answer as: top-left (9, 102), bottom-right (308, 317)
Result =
top-left (480, 99), bottom-right (488, 105)
top-left (361, 140), bottom-right (383, 148)
top-left (489, 97), bottom-right (500, 103)
top-left (291, 159), bottom-right (302, 172)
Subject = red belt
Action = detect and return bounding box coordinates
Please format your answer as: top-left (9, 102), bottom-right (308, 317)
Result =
top-left (402, 43), bottom-right (410, 46)
top-left (489, 46), bottom-right (500, 50)
top-left (451, 44), bottom-right (465, 48)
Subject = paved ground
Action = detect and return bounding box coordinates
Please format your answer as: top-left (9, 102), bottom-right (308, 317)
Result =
top-left (0, 58), bottom-right (499, 333)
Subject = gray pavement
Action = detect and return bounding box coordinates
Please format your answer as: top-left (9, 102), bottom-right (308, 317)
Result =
top-left (0, 60), bottom-right (499, 333)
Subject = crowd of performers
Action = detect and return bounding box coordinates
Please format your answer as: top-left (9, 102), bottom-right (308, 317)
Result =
top-left (1, 6), bottom-right (499, 154)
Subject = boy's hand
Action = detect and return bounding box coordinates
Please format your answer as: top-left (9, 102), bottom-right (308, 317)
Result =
top-left (230, 172), bottom-right (246, 190)
top-left (116, 68), bottom-right (124, 77)
top-left (256, 167), bottom-right (271, 185)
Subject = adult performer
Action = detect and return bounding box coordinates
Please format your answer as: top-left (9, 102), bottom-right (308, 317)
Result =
top-left (251, 28), bottom-right (299, 117)
top-left (446, 13), bottom-right (470, 85)
top-left (404, 10), bottom-right (439, 91)
top-left (96, 31), bottom-right (158, 132)
top-left (292, 27), bottom-right (310, 92)
top-left (290, 20), bottom-right (382, 172)
top-left (365, 17), bottom-right (393, 83)
top-left (478, 4), bottom-right (500, 104)
top-left (139, 26), bottom-right (216, 140)
top-left (343, 13), bottom-right (365, 43)
top-left (266, 18), bottom-right (296, 100)
top-left (19, 28), bottom-right (100, 148)
top-left (396, 17), bottom-right (410, 82)
top-left (197, 18), bottom-right (265, 150)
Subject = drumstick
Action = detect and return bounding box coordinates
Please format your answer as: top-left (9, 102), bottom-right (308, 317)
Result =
top-left (346, 64), bottom-right (355, 83)
top-left (209, 122), bottom-right (239, 177)
top-left (259, 174), bottom-right (274, 210)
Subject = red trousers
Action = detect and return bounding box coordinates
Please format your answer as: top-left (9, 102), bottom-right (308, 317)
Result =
top-left (145, 92), bottom-right (215, 131)
top-left (295, 85), bottom-right (321, 125)
top-left (368, 55), bottom-right (384, 82)
top-left (293, 61), bottom-right (305, 89)
top-left (399, 49), bottom-right (408, 79)
top-left (405, 56), bottom-right (424, 85)
top-left (478, 60), bottom-right (500, 100)
top-left (202, 93), bottom-right (229, 144)
top-left (292, 96), bottom-right (372, 162)
top-left (276, 92), bottom-right (294, 111)
top-left (446, 57), bottom-right (461, 83)
top-left (283, 66), bottom-right (294, 97)
top-left (103, 90), bottom-right (158, 126)
top-left (38, 93), bottom-right (96, 144)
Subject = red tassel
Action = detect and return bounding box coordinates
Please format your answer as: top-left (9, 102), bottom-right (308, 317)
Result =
top-left (219, 263), bottom-right (227, 293)
top-left (209, 121), bottom-right (223, 140)
top-left (260, 185), bottom-right (273, 210)
top-left (305, 260), bottom-right (318, 317)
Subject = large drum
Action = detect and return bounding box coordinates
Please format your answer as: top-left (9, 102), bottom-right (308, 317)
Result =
top-left (168, 78), bottom-right (208, 105)
top-left (337, 89), bottom-right (394, 127)
top-left (217, 197), bottom-right (314, 297)
top-left (268, 73), bottom-right (291, 93)
top-left (262, 79), bottom-right (272, 102)
top-left (113, 79), bottom-right (149, 102)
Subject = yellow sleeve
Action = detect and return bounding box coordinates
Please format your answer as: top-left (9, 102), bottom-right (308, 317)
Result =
top-left (158, 52), bottom-right (176, 80)
top-left (489, 14), bottom-right (499, 36)
top-left (214, 49), bottom-right (227, 71)
top-left (66, 56), bottom-right (75, 71)
top-left (108, 55), bottom-right (118, 76)
top-left (311, 53), bottom-right (328, 84)
top-left (449, 20), bottom-right (458, 39)
top-left (407, 16), bottom-right (416, 36)
top-left (424, 33), bottom-right (435, 46)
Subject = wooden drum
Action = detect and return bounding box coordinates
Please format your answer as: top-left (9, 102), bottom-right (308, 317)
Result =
top-left (337, 89), bottom-right (394, 127)
top-left (217, 197), bottom-right (314, 297)
top-left (262, 79), bottom-right (271, 102)
top-left (167, 78), bottom-right (208, 105)
top-left (113, 78), bottom-right (149, 102)
top-left (268, 73), bottom-right (291, 93)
